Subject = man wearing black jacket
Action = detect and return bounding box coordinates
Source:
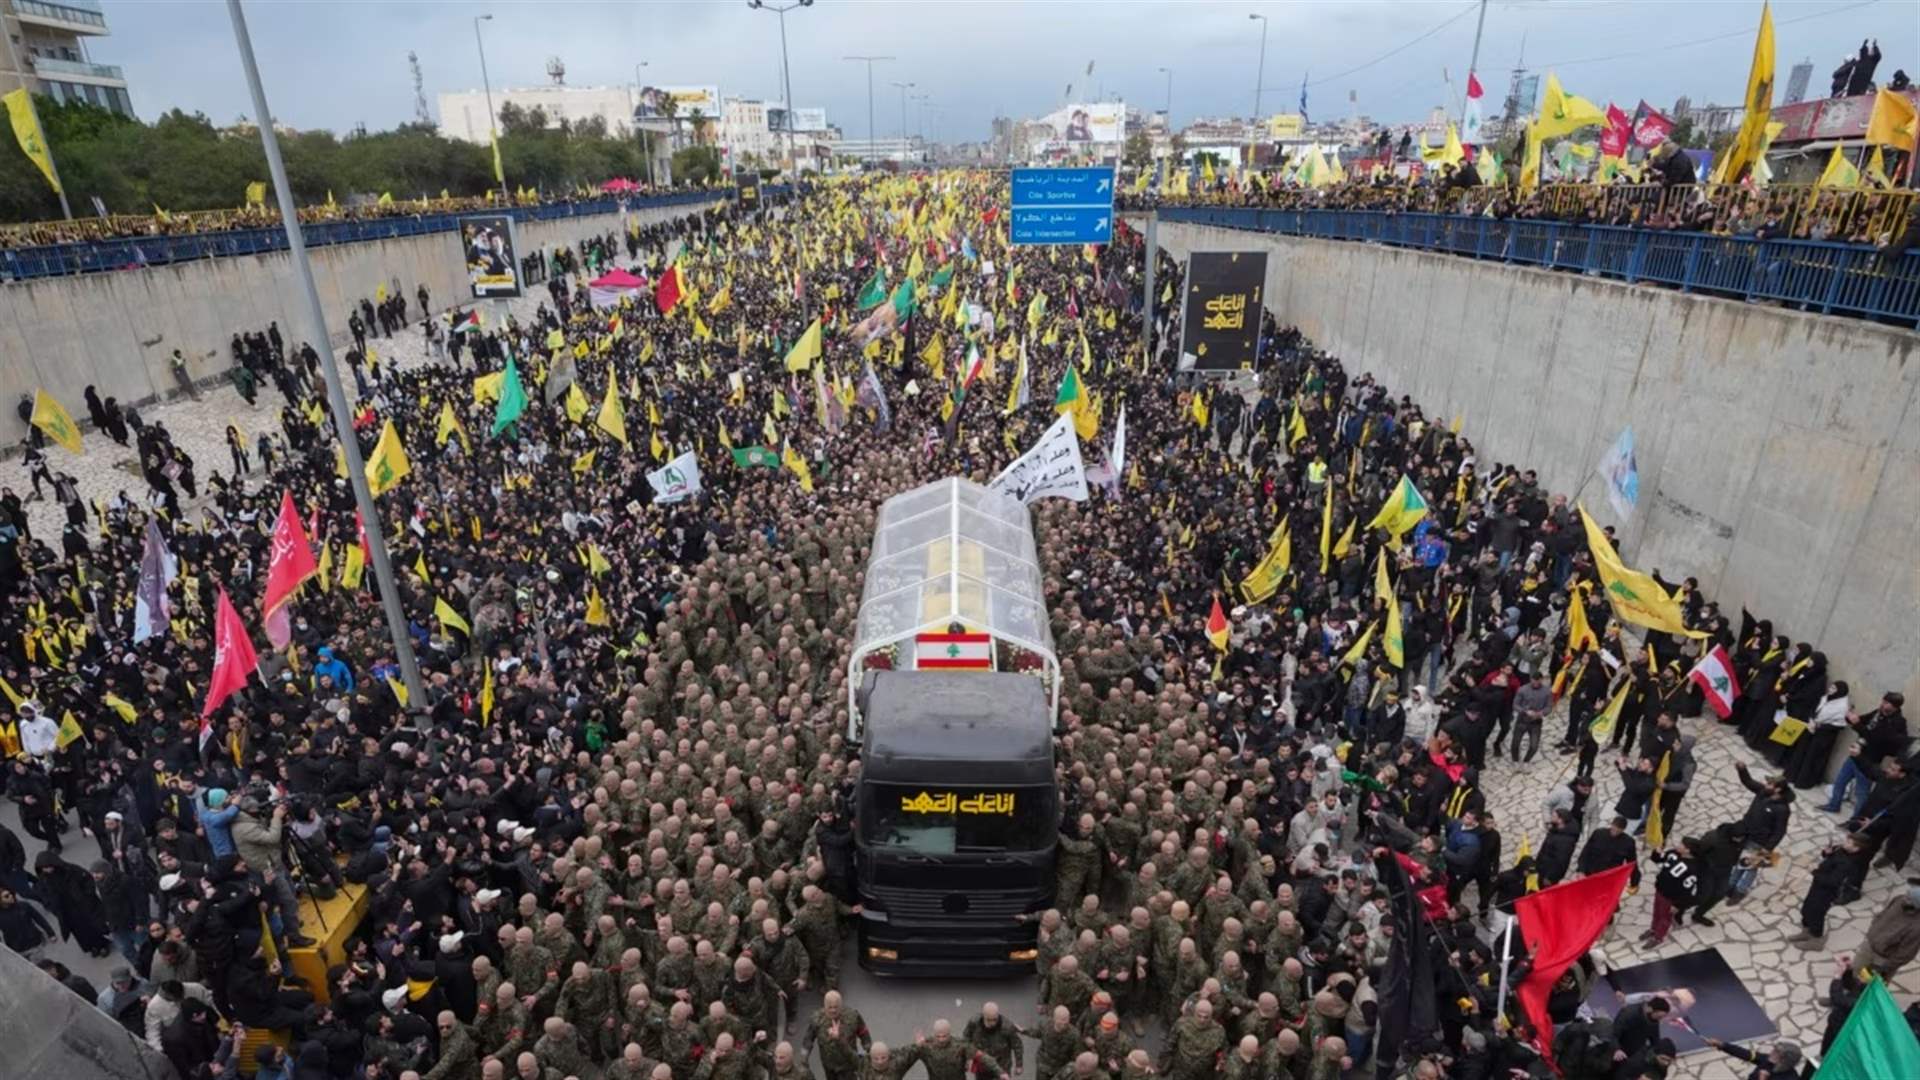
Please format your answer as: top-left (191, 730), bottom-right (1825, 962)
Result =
top-left (1577, 816), bottom-right (1640, 888)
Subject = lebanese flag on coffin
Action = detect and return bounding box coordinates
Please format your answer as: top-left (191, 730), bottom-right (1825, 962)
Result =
top-left (1688, 644), bottom-right (1741, 719)
top-left (916, 631), bottom-right (992, 669)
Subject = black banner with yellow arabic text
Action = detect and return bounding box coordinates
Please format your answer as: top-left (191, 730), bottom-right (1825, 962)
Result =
top-left (1178, 251), bottom-right (1266, 371)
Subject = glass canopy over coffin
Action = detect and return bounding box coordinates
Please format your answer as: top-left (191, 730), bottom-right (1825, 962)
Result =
top-left (849, 478), bottom-right (1059, 729)
top-left (855, 478), bottom-right (1054, 661)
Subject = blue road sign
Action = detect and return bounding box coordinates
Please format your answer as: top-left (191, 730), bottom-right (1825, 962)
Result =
top-left (1010, 207), bottom-right (1112, 246)
top-left (1010, 166), bottom-right (1114, 246)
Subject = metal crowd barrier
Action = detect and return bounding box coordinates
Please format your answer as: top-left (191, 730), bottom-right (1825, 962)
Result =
top-left (1157, 205), bottom-right (1920, 326)
top-left (0, 187), bottom-right (762, 281)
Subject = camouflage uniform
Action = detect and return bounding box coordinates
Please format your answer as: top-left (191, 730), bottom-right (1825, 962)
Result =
top-left (659, 1018), bottom-right (706, 1080)
top-left (961, 1016), bottom-right (1023, 1075)
top-left (1159, 1015), bottom-right (1226, 1080)
top-left (508, 940), bottom-right (562, 1016)
top-left (534, 1027), bottom-right (596, 1080)
top-left (801, 1006), bottom-right (871, 1080)
top-left (1034, 1021), bottom-right (1083, 1080)
top-left (477, 997), bottom-right (533, 1063)
top-left (918, 1038), bottom-right (1006, 1080)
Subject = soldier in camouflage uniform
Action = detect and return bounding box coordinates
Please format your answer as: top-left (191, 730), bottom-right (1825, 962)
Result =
top-left (621, 982), bottom-right (668, 1061)
top-left (1087, 1012), bottom-right (1134, 1075)
top-left (1052, 1051), bottom-right (1111, 1080)
top-left (747, 918), bottom-right (809, 1033)
top-left (1029, 909), bottom-right (1071, 1011)
top-left (606, 1042), bottom-right (663, 1080)
top-left (962, 1003), bottom-right (1023, 1078)
top-left (534, 1015), bottom-right (595, 1080)
top-left (655, 936), bottom-right (697, 1007)
top-left (1163, 938), bottom-right (1209, 1029)
top-left (511, 1050), bottom-right (563, 1080)
top-left (422, 1011), bottom-right (478, 1080)
top-left (507, 926), bottom-right (561, 1019)
top-left (659, 1000), bottom-right (706, 1080)
top-left (1046, 953), bottom-right (1098, 1014)
top-left (1033, 1006), bottom-right (1082, 1080)
top-left (1055, 814), bottom-right (1100, 908)
top-left (913, 1018), bottom-right (1006, 1080)
top-left (788, 885), bottom-right (854, 992)
top-left (721, 955), bottom-right (781, 1043)
top-left (691, 1032), bottom-right (760, 1080)
top-left (857, 1042), bottom-right (923, 1080)
top-left (557, 959), bottom-right (619, 1062)
top-left (477, 980), bottom-right (533, 1065)
top-left (801, 990), bottom-right (870, 1080)
top-left (765, 1040), bottom-right (809, 1080)
top-left (1159, 999), bottom-right (1226, 1080)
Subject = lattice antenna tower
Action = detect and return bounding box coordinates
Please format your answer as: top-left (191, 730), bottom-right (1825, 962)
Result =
top-left (408, 51), bottom-right (430, 125)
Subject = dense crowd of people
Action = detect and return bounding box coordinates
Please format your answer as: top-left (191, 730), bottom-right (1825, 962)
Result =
top-left (0, 171), bottom-right (1915, 1080)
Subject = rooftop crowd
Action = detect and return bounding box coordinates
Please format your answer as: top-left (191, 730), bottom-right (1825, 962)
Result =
top-left (0, 171), bottom-right (1914, 1080)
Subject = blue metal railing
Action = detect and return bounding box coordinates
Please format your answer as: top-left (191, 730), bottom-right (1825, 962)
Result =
top-left (1155, 207), bottom-right (1920, 326)
top-left (0, 187), bottom-right (748, 282)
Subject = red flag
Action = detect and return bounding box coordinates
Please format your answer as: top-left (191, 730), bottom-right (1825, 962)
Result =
top-left (262, 490), bottom-right (318, 648)
top-left (1514, 862), bottom-right (1634, 1063)
top-left (354, 509), bottom-right (370, 557)
top-left (202, 588), bottom-right (260, 719)
top-left (1465, 71), bottom-right (1483, 99)
top-left (1205, 597), bottom-right (1230, 651)
top-left (1631, 100), bottom-right (1674, 148)
top-left (1600, 103), bottom-right (1632, 158)
top-left (654, 265), bottom-right (685, 314)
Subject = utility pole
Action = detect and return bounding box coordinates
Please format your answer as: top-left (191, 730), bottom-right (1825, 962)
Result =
top-left (891, 80), bottom-right (914, 158)
top-left (224, 0), bottom-right (428, 713)
top-left (1248, 13), bottom-right (1269, 123)
top-left (748, 0), bottom-right (813, 171)
top-left (1461, 0), bottom-right (1488, 130)
top-left (843, 55), bottom-right (893, 164)
top-left (473, 14), bottom-right (502, 200)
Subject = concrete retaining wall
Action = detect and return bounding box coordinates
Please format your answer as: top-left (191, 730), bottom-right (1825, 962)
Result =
top-left (0, 200), bottom-right (717, 443)
top-left (1147, 218), bottom-right (1920, 702)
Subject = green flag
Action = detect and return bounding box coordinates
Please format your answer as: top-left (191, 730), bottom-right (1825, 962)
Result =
top-left (891, 278), bottom-right (917, 320)
top-left (855, 270), bottom-right (887, 310)
top-left (492, 356), bottom-right (528, 437)
top-left (931, 262), bottom-right (955, 288)
top-left (1816, 978), bottom-right (1920, 1078)
top-left (731, 446), bottom-right (780, 469)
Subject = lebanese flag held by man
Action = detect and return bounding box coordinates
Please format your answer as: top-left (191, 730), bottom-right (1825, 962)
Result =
top-left (262, 490), bottom-right (318, 648)
top-left (655, 264), bottom-right (685, 314)
top-left (1462, 71), bottom-right (1486, 145)
top-left (1514, 863), bottom-right (1634, 1063)
top-left (202, 588), bottom-right (261, 719)
top-left (1687, 645), bottom-right (1742, 719)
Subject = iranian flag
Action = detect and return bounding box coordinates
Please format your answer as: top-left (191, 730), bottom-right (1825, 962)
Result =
top-left (916, 631), bottom-right (993, 670)
top-left (1687, 644), bottom-right (1741, 719)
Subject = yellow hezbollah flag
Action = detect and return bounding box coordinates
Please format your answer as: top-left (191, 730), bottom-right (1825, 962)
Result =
top-left (785, 318), bottom-right (823, 373)
top-left (245, 181), bottom-right (267, 207)
top-left (565, 382), bottom-right (591, 423)
top-left (781, 441), bottom-right (814, 493)
top-left (433, 596), bottom-right (471, 638)
top-left (1719, 3), bottom-right (1775, 185)
top-left (1366, 475), bottom-right (1429, 540)
top-left (55, 710), bottom-right (83, 750)
top-left (1866, 87), bottom-right (1918, 150)
top-left (1588, 677), bottom-right (1633, 743)
top-left (597, 378), bottom-right (628, 447)
top-left (1340, 621), bottom-right (1376, 670)
top-left (341, 542), bottom-right (366, 590)
top-left (1577, 505), bottom-right (1703, 638)
top-left (1534, 72), bottom-right (1606, 140)
top-left (585, 586), bottom-right (611, 627)
top-left (3, 89), bottom-right (59, 194)
top-left (365, 419), bottom-right (411, 496)
top-left (30, 390), bottom-right (82, 454)
top-left (1239, 523), bottom-right (1292, 604)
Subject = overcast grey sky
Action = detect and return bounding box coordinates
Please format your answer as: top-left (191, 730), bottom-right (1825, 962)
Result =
top-left (103, 0), bottom-right (1914, 139)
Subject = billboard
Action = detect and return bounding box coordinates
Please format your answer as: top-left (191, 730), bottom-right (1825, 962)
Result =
top-left (459, 214), bottom-right (522, 300)
top-left (1266, 113), bottom-right (1306, 138)
top-left (645, 85), bottom-right (722, 118)
top-left (1179, 252), bottom-right (1266, 372)
top-left (1038, 102), bottom-right (1125, 144)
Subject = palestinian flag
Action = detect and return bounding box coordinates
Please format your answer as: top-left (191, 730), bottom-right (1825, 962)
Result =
top-left (449, 310), bottom-right (481, 334)
top-left (731, 446), bottom-right (780, 469)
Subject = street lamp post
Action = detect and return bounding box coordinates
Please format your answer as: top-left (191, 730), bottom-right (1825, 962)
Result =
top-left (891, 80), bottom-right (914, 160)
top-left (474, 14), bottom-right (502, 200)
top-left (1248, 13), bottom-right (1268, 123)
top-left (223, 0), bottom-right (428, 713)
top-left (843, 55), bottom-right (894, 164)
top-left (1158, 66), bottom-right (1173, 124)
top-left (632, 61), bottom-right (654, 187)
top-left (747, 0), bottom-right (812, 171)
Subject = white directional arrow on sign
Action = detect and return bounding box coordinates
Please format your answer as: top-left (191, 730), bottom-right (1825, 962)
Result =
top-left (1096, 177), bottom-right (1111, 192)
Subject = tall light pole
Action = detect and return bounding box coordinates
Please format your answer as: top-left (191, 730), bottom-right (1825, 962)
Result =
top-left (891, 80), bottom-right (914, 153)
top-left (1248, 13), bottom-right (1268, 123)
top-left (843, 55), bottom-right (893, 164)
top-left (632, 61), bottom-right (653, 187)
top-left (748, 0), bottom-right (812, 171)
top-left (224, 0), bottom-right (428, 712)
top-left (1158, 66), bottom-right (1173, 126)
top-left (912, 93), bottom-right (931, 144)
top-left (473, 14), bottom-right (502, 200)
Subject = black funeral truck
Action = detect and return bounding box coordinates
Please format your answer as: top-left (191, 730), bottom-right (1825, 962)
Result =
top-left (852, 670), bottom-right (1057, 976)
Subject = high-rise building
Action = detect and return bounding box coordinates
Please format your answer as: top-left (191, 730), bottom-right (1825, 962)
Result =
top-left (1, 0), bottom-right (132, 116)
top-left (1785, 59), bottom-right (1813, 105)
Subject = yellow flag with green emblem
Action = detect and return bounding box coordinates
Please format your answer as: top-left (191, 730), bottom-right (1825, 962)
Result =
top-left (30, 390), bottom-right (81, 454)
top-left (364, 420), bottom-right (411, 497)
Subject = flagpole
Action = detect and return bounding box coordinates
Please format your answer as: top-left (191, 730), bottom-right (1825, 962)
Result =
top-left (1461, 0), bottom-right (1489, 130)
top-left (0, 26), bottom-right (71, 220)
top-left (1493, 913), bottom-right (1516, 1023)
top-left (225, 0), bottom-right (429, 715)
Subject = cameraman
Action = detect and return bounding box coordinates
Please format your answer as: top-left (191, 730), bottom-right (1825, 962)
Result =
top-left (231, 792), bottom-right (314, 948)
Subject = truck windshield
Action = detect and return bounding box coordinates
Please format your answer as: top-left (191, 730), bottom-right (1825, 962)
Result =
top-left (861, 782), bottom-right (1054, 855)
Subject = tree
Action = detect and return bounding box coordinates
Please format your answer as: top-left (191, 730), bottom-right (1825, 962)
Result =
top-left (1123, 131), bottom-right (1152, 168)
top-left (672, 145), bottom-right (722, 185)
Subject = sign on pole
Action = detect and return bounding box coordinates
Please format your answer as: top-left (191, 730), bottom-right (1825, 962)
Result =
top-left (1178, 251), bottom-right (1267, 372)
top-left (459, 214), bottom-right (524, 300)
top-left (1010, 166), bottom-right (1114, 246)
